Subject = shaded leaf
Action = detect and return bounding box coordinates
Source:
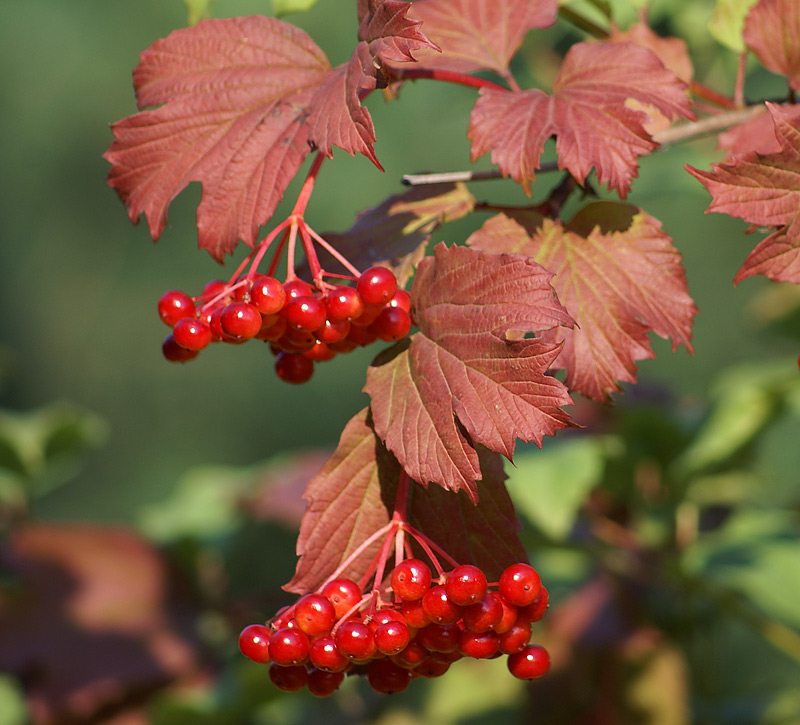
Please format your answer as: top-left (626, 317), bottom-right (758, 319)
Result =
top-left (312, 182), bottom-right (475, 286)
top-left (401, 0), bottom-right (558, 77)
top-left (468, 42), bottom-right (693, 197)
top-left (467, 203), bottom-right (696, 401)
top-left (183, 0), bottom-right (214, 25)
top-left (0, 524), bottom-right (201, 722)
top-left (708, 0), bottom-right (759, 52)
top-left (105, 17), bottom-right (328, 260)
top-left (358, 0), bottom-right (438, 66)
top-left (506, 438), bottom-right (606, 540)
top-left (285, 408), bottom-right (526, 593)
top-left (365, 244), bottom-right (574, 500)
top-left (687, 103), bottom-right (800, 283)
top-left (743, 0), bottom-right (800, 92)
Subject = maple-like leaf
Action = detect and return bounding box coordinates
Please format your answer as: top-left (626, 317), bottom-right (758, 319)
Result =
top-left (285, 408), bottom-right (526, 593)
top-left (364, 244), bottom-right (574, 500)
top-left (717, 103), bottom-right (800, 159)
top-left (400, 0), bottom-right (558, 77)
top-left (468, 41), bottom-right (694, 197)
top-left (687, 103), bottom-right (800, 284)
top-left (307, 181), bottom-right (475, 286)
top-left (307, 1), bottom-right (437, 166)
top-left (105, 17), bottom-right (329, 260)
top-left (106, 10), bottom-right (437, 259)
top-left (467, 204), bottom-right (696, 401)
top-left (743, 0), bottom-right (800, 92)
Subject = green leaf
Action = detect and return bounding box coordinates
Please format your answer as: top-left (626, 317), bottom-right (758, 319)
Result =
top-left (673, 361), bottom-right (799, 478)
top-left (183, 0), bottom-right (214, 25)
top-left (272, 0), bottom-right (319, 18)
top-left (0, 404), bottom-right (107, 499)
top-left (506, 437), bottom-right (606, 539)
top-left (0, 676), bottom-right (27, 725)
top-left (708, 0), bottom-right (759, 52)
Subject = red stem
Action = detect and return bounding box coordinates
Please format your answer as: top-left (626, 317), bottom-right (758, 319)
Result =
top-left (735, 52), bottom-right (747, 107)
top-left (292, 152), bottom-right (325, 217)
top-left (392, 67), bottom-right (509, 93)
top-left (690, 80), bottom-right (738, 110)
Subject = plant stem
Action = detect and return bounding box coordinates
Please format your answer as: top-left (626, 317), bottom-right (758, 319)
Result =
top-left (391, 67), bottom-right (509, 93)
top-left (557, 6), bottom-right (608, 38)
top-left (690, 80), bottom-right (738, 110)
top-left (402, 163), bottom-right (560, 187)
top-left (653, 105), bottom-right (766, 148)
top-left (304, 223), bottom-right (362, 279)
top-left (293, 152), bottom-right (325, 217)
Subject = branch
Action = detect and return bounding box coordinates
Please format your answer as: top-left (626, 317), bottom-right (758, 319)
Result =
top-left (402, 163), bottom-right (559, 186)
top-left (653, 105), bottom-right (766, 148)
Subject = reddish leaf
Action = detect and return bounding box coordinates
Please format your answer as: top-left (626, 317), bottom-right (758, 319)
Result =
top-left (743, 0), bottom-right (800, 92)
top-left (717, 104), bottom-right (800, 158)
top-left (402, 0), bottom-right (558, 77)
top-left (309, 181), bottom-right (475, 286)
top-left (285, 408), bottom-right (526, 593)
top-left (308, 2), bottom-right (437, 167)
top-left (358, 0), bottom-right (439, 65)
top-left (468, 42), bottom-right (694, 197)
top-left (307, 43), bottom-right (382, 168)
top-left (687, 103), bottom-right (800, 283)
top-left (0, 524), bottom-right (200, 722)
top-left (105, 17), bottom-right (329, 260)
top-left (365, 244), bottom-right (574, 500)
top-left (467, 204), bottom-right (696, 401)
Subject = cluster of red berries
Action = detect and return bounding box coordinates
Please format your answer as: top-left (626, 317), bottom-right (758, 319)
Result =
top-left (158, 267), bottom-right (412, 383)
top-left (238, 561), bottom-right (550, 697)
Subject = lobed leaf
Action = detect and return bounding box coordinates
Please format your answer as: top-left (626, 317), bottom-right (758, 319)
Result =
top-left (400, 0), bottom-right (558, 77)
top-left (743, 0), bottom-right (800, 92)
top-left (105, 17), bottom-right (329, 260)
top-left (687, 103), bottom-right (800, 283)
top-left (467, 203), bottom-right (696, 401)
top-left (312, 181), bottom-right (475, 286)
top-left (708, 0), bottom-right (759, 52)
top-left (285, 408), bottom-right (526, 593)
top-left (717, 103), bottom-right (800, 159)
top-left (468, 42), bottom-right (694, 197)
top-left (365, 244), bottom-right (574, 500)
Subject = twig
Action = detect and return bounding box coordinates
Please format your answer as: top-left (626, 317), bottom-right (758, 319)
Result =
top-left (653, 105), bottom-right (766, 148)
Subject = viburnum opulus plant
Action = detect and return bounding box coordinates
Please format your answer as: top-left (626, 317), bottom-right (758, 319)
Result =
top-left (104, 0), bottom-right (800, 697)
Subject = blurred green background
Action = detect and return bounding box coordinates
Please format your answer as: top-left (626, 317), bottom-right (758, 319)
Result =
top-left (2, 0), bottom-right (800, 723)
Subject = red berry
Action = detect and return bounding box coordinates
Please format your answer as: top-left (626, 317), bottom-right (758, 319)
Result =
top-left (445, 564), bottom-right (487, 606)
top-left (490, 591), bottom-right (519, 634)
top-left (315, 318), bottom-right (350, 344)
top-left (462, 593), bottom-right (503, 633)
top-left (303, 341), bottom-right (336, 362)
top-left (400, 598), bottom-right (431, 629)
top-left (321, 578), bottom-right (363, 620)
top-left (268, 663), bottom-right (308, 692)
top-left (347, 322), bottom-right (379, 346)
top-left (294, 593), bottom-right (336, 636)
top-left (367, 659), bottom-right (411, 694)
top-left (325, 286), bottom-right (364, 323)
top-left (334, 619), bottom-right (376, 661)
top-left (391, 558), bottom-right (431, 601)
top-left (497, 619), bottom-right (532, 655)
top-left (278, 327), bottom-right (317, 353)
top-left (458, 630), bottom-right (500, 659)
top-left (507, 644), bottom-right (550, 679)
top-left (350, 303), bottom-right (383, 328)
top-left (357, 267), bottom-right (397, 306)
top-left (498, 563), bottom-right (542, 607)
top-left (238, 623), bottom-right (272, 664)
top-left (285, 295), bottom-right (326, 332)
top-left (268, 627), bottom-right (310, 666)
top-left (201, 279), bottom-right (227, 301)
top-left (520, 585), bottom-right (549, 623)
top-left (284, 278), bottom-right (315, 301)
top-left (415, 657), bottom-right (450, 678)
top-left (220, 302), bottom-right (262, 340)
top-left (370, 307), bottom-right (412, 342)
top-left (250, 275), bottom-right (286, 315)
top-left (422, 585), bottom-right (463, 625)
top-left (418, 623), bottom-right (460, 653)
top-left (172, 317), bottom-right (212, 351)
top-left (275, 352), bottom-right (314, 384)
top-left (162, 334), bottom-right (199, 363)
top-left (158, 290), bottom-right (195, 327)
top-left (309, 635), bottom-right (350, 673)
top-left (387, 289), bottom-right (412, 313)
top-left (374, 620), bottom-right (411, 655)
top-left (306, 667), bottom-right (344, 697)
top-left (393, 639), bottom-right (428, 668)
top-left (255, 314), bottom-right (287, 342)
